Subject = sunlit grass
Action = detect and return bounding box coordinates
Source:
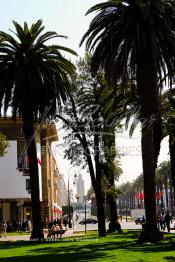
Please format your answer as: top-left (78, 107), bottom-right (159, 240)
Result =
top-left (0, 230), bottom-right (175, 262)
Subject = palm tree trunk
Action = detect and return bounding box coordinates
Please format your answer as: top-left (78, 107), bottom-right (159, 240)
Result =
top-left (157, 184), bottom-right (162, 210)
top-left (91, 110), bottom-right (106, 237)
top-left (95, 186), bottom-right (106, 237)
top-left (156, 185), bottom-right (159, 208)
top-left (90, 174), bottom-right (106, 237)
top-left (94, 137), bottom-right (106, 237)
top-left (83, 144), bottom-right (106, 237)
top-left (160, 182), bottom-right (164, 209)
top-left (103, 130), bottom-right (118, 232)
top-left (164, 181), bottom-right (169, 211)
top-left (169, 133), bottom-right (175, 206)
top-left (107, 184), bottom-right (118, 231)
top-left (22, 115), bottom-right (44, 239)
top-left (169, 179), bottom-right (174, 215)
top-left (132, 192), bottom-right (135, 209)
top-left (137, 51), bottom-right (159, 238)
top-left (153, 116), bottom-right (163, 168)
top-left (105, 163), bottom-right (118, 231)
top-left (141, 125), bottom-right (157, 232)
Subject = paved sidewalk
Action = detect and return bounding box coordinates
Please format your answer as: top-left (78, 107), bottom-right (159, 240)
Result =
top-left (0, 229), bottom-right (74, 242)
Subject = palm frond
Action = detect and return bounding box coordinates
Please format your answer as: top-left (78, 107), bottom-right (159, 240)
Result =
top-left (0, 20), bottom-right (77, 120)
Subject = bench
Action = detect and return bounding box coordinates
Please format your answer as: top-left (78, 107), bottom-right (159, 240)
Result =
top-left (47, 229), bottom-right (66, 238)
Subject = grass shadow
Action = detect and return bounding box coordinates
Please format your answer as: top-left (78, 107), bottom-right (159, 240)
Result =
top-left (164, 257), bottom-right (175, 261)
top-left (0, 230), bottom-right (175, 262)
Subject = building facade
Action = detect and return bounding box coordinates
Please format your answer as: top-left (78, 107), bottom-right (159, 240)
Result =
top-left (0, 118), bottom-right (62, 225)
top-left (60, 173), bottom-right (68, 207)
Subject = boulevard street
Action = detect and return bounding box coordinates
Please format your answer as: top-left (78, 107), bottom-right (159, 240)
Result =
top-left (74, 220), bottom-right (142, 231)
top-left (73, 219), bottom-right (175, 233)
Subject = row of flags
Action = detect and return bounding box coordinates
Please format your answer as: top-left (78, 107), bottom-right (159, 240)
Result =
top-left (135, 192), bottom-right (164, 201)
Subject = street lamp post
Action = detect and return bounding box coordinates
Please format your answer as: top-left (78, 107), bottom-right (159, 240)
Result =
top-left (90, 193), bottom-right (95, 216)
top-left (68, 173), bottom-right (77, 228)
top-left (17, 201), bottom-right (24, 235)
top-left (75, 193), bottom-right (80, 220)
top-left (83, 195), bottom-right (88, 234)
top-left (68, 178), bottom-right (71, 228)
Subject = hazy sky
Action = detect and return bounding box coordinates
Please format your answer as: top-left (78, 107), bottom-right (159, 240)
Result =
top-left (1, 0), bottom-right (169, 193)
top-left (0, 0), bottom-right (102, 59)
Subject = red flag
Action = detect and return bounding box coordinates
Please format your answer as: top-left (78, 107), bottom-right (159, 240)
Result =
top-left (139, 192), bottom-right (144, 200)
top-left (159, 191), bottom-right (163, 197)
top-left (135, 192), bottom-right (139, 200)
top-left (37, 158), bottom-right (42, 166)
top-left (156, 192), bottom-right (160, 199)
top-left (155, 192), bottom-right (163, 200)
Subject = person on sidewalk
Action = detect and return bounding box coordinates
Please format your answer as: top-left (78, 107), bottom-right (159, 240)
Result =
top-left (0, 222), bottom-right (3, 238)
top-left (164, 212), bottom-right (172, 233)
top-left (160, 212), bottom-right (165, 230)
top-left (63, 216), bottom-right (68, 229)
top-left (2, 222), bottom-right (7, 238)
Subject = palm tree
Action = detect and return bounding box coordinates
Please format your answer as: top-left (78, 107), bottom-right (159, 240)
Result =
top-left (80, 0), bottom-right (175, 239)
top-left (117, 182), bottom-right (132, 216)
top-left (155, 169), bottom-right (164, 209)
top-left (0, 20), bottom-right (76, 239)
top-left (77, 55), bottom-right (123, 233)
top-left (132, 174), bottom-right (144, 208)
top-left (102, 108), bottom-right (123, 230)
top-left (161, 90), bottom-right (175, 205)
top-left (0, 132), bottom-right (9, 157)
top-left (156, 161), bottom-right (173, 212)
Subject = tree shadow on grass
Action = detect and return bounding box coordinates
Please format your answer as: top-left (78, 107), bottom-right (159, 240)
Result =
top-left (110, 231), bottom-right (175, 254)
top-left (164, 257), bottom-right (175, 261)
top-left (0, 242), bottom-right (114, 262)
top-left (0, 230), bottom-right (175, 262)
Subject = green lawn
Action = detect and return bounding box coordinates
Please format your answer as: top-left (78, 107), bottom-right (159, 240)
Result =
top-left (3, 232), bottom-right (31, 236)
top-left (0, 230), bottom-right (175, 262)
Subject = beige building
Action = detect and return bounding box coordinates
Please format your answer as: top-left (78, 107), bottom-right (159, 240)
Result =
top-left (0, 118), bottom-right (62, 225)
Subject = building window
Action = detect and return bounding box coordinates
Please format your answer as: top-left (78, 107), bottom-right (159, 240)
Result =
top-left (18, 154), bottom-right (29, 169)
top-left (26, 179), bottom-right (31, 190)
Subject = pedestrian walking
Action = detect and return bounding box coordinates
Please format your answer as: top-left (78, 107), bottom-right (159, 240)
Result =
top-left (160, 213), bottom-right (165, 230)
top-left (63, 216), bottom-right (68, 229)
top-left (156, 214), bottom-right (161, 229)
top-left (2, 222), bottom-right (7, 238)
top-left (27, 220), bottom-right (32, 232)
top-left (164, 212), bottom-right (172, 233)
top-left (22, 220), bottom-right (26, 231)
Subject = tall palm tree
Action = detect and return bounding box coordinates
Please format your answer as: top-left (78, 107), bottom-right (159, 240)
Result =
top-left (155, 169), bottom-right (164, 209)
top-left (161, 90), bottom-right (175, 205)
top-left (80, 0), bottom-right (175, 239)
top-left (101, 100), bottom-right (123, 230)
top-left (75, 56), bottom-right (108, 236)
top-left (0, 20), bottom-right (76, 239)
top-left (77, 55), bottom-right (123, 233)
top-left (156, 161), bottom-right (173, 212)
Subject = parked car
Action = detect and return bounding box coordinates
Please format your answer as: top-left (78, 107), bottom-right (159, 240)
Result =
top-left (79, 217), bottom-right (97, 225)
top-left (135, 216), bottom-right (145, 225)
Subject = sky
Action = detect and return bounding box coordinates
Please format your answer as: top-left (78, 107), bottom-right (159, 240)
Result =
top-left (0, 0), bottom-right (102, 59)
top-left (1, 0), bottom-right (169, 193)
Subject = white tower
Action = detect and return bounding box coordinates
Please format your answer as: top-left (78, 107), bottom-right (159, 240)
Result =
top-left (76, 174), bottom-right (85, 203)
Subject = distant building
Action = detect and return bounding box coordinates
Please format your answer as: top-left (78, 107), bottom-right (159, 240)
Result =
top-left (60, 173), bottom-right (68, 206)
top-left (0, 118), bottom-right (62, 224)
top-left (76, 174), bottom-right (85, 203)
